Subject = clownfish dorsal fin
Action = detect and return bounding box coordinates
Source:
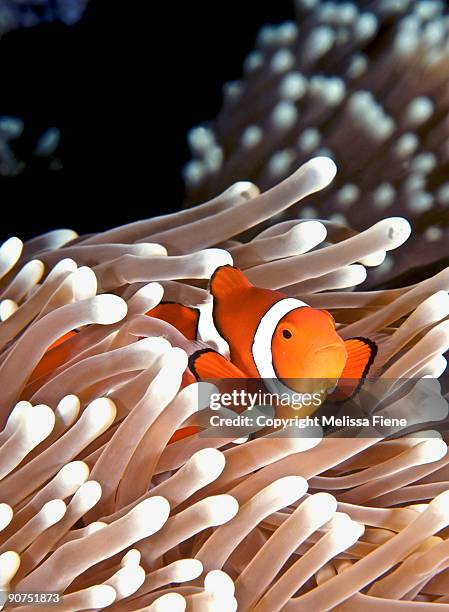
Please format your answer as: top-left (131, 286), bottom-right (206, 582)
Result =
top-left (189, 348), bottom-right (247, 380)
top-left (209, 265), bottom-right (252, 302)
top-left (328, 337), bottom-right (377, 402)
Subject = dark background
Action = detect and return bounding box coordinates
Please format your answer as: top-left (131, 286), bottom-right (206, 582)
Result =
top-left (0, 0), bottom-right (293, 243)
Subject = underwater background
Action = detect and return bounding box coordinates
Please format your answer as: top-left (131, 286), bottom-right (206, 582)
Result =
top-left (0, 0), bottom-right (294, 241)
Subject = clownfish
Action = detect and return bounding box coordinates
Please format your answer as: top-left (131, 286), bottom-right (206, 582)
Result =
top-left (30, 265), bottom-right (376, 441)
top-left (148, 265), bottom-right (377, 402)
top-left (27, 330), bottom-right (78, 385)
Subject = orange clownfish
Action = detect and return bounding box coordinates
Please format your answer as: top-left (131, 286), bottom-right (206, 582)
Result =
top-left (148, 265), bottom-right (377, 402)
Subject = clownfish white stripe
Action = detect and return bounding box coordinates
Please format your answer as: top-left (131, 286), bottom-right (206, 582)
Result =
top-left (197, 300), bottom-right (230, 357)
top-left (251, 297), bottom-right (308, 379)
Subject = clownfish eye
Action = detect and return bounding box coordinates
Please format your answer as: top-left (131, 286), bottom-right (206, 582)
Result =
top-left (281, 328), bottom-right (293, 339)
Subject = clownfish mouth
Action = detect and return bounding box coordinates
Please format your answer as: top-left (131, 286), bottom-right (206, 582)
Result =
top-left (307, 344), bottom-right (347, 381)
top-left (275, 377), bottom-right (340, 398)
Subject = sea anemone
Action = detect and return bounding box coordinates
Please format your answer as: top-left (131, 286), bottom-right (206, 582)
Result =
top-left (0, 0), bottom-right (89, 33)
top-left (1, 156), bottom-right (449, 609)
top-left (184, 0), bottom-right (449, 285)
top-left (0, 120), bottom-right (61, 177)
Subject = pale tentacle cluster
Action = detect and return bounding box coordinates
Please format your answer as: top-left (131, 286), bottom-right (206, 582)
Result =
top-left (0, 120), bottom-right (61, 178)
top-left (0, 157), bottom-right (449, 609)
top-left (185, 0), bottom-right (449, 284)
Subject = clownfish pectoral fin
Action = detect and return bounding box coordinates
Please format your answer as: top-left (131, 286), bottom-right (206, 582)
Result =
top-left (209, 265), bottom-right (252, 302)
top-left (189, 348), bottom-right (247, 380)
top-left (328, 337), bottom-right (377, 402)
top-left (342, 337), bottom-right (377, 379)
top-left (146, 302), bottom-right (200, 341)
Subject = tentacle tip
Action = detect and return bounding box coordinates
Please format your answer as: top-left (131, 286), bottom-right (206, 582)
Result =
top-left (307, 155), bottom-right (338, 188)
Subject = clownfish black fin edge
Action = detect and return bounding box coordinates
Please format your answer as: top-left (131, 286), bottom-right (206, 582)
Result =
top-left (328, 336), bottom-right (378, 403)
top-left (188, 348), bottom-right (247, 380)
top-left (344, 336), bottom-right (378, 379)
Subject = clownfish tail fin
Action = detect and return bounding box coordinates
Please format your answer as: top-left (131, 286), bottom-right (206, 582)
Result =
top-left (209, 265), bottom-right (252, 302)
